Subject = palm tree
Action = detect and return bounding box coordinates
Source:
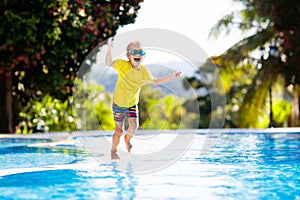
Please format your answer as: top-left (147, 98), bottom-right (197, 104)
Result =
top-left (209, 0), bottom-right (300, 127)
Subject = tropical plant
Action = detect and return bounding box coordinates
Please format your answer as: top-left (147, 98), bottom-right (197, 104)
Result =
top-left (208, 0), bottom-right (300, 127)
top-left (73, 79), bottom-right (115, 131)
top-left (18, 80), bottom-right (115, 133)
top-left (18, 94), bottom-right (76, 133)
top-left (139, 85), bottom-right (198, 130)
top-left (0, 0), bottom-right (144, 133)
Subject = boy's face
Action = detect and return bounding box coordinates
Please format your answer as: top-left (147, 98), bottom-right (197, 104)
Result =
top-left (127, 45), bottom-right (145, 67)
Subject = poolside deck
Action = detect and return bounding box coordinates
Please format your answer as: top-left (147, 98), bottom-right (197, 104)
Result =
top-left (1, 127), bottom-right (300, 141)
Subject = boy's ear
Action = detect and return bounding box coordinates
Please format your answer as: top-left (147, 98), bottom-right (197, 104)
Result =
top-left (126, 53), bottom-right (130, 59)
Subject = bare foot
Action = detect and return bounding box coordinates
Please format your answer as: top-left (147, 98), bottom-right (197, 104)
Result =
top-left (111, 150), bottom-right (120, 160)
top-left (124, 135), bottom-right (132, 153)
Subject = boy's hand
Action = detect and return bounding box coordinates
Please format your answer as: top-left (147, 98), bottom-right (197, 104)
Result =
top-left (174, 71), bottom-right (182, 78)
top-left (107, 37), bottom-right (114, 49)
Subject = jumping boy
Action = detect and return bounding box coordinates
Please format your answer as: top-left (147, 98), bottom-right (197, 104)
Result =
top-left (105, 37), bottom-right (182, 159)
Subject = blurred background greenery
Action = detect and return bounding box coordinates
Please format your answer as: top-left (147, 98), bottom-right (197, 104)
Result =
top-left (0, 0), bottom-right (299, 133)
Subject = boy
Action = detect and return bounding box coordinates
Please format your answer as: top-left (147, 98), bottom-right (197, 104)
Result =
top-left (105, 37), bottom-right (182, 159)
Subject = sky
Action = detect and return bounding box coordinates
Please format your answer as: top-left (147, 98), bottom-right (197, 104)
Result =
top-left (90, 0), bottom-right (246, 84)
top-left (116, 0), bottom-right (244, 57)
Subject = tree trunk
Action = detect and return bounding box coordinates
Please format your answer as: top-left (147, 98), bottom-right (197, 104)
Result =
top-left (6, 69), bottom-right (14, 133)
top-left (0, 68), bottom-right (14, 133)
top-left (289, 84), bottom-right (300, 127)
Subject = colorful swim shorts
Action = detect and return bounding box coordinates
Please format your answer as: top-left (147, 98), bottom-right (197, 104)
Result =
top-left (112, 103), bottom-right (138, 122)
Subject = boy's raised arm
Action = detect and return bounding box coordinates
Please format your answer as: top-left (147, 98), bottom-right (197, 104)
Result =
top-left (105, 37), bottom-right (115, 67)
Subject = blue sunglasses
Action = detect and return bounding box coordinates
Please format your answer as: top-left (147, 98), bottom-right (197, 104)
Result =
top-left (128, 49), bottom-right (146, 56)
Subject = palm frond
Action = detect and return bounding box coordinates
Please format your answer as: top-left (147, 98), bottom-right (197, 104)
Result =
top-left (219, 26), bottom-right (275, 65)
top-left (237, 60), bottom-right (279, 127)
top-left (237, 69), bottom-right (269, 127)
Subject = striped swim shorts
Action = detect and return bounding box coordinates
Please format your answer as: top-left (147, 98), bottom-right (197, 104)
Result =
top-left (112, 103), bottom-right (138, 122)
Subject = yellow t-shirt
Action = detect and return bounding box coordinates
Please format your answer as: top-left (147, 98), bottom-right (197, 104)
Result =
top-left (113, 59), bottom-right (155, 107)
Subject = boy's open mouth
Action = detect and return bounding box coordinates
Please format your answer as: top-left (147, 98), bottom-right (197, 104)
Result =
top-left (134, 58), bottom-right (140, 62)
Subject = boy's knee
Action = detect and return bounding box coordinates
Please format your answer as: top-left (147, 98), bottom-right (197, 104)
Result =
top-left (115, 127), bottom-right (123, 135)
top-left (129, 122), bottom-right (138, 131)
top-left (134, 123), bottom-right (139, 130)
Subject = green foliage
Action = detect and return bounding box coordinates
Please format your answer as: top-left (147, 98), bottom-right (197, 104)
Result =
top-left (138, 85), bottom-right (164, 126)
top-left (18, 80), bottom-right (115, 133)
top-left (140, 94), bottom-right (179, 130)
top-left (205, 0), bottom-right (300, 127)
top-left (237, 77), bottom-right (270, 128)
top-left (0, 0), bottom-right (143, 132)
top-left (73, 79), bottom-right (115, 131)
top-left (18, 78), bottom-right (202, 133)
top-left (273, 99), bottom-right (291, 127)
top-left (184, 59), bottom-right (228, 128)
top-left (17, 94), bottom-right (76, 133)
top-left (139, 85), bottom-right (198, 130)
top-left (94, 100), bottom-right (115, 130)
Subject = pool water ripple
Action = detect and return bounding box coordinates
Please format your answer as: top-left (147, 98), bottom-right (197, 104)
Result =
top-left (0, 130), bottom-right (300, 199)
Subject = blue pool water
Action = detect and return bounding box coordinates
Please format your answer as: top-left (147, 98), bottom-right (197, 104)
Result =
top-left (0, 129), bottom-right (300, 199)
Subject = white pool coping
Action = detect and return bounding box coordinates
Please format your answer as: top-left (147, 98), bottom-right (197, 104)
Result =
top-left (0, 127), bottom-right (300, 141)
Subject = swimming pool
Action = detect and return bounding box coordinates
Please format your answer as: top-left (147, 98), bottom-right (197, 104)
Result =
top-left (0, 129), bottom-right (299, 199)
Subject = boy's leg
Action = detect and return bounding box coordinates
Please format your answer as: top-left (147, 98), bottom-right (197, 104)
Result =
top-left (125, 117), bottom-right (138, 153)
top-left (111, 121), bottom-right (124, 159)
top-left (111, 103), bottom-right (126, 159)
top-left (124, 105), bottom-right (139, 153)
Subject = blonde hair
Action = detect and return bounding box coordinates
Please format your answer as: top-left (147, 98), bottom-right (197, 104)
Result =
top-left (126, 41), bottom-right (142, 51)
